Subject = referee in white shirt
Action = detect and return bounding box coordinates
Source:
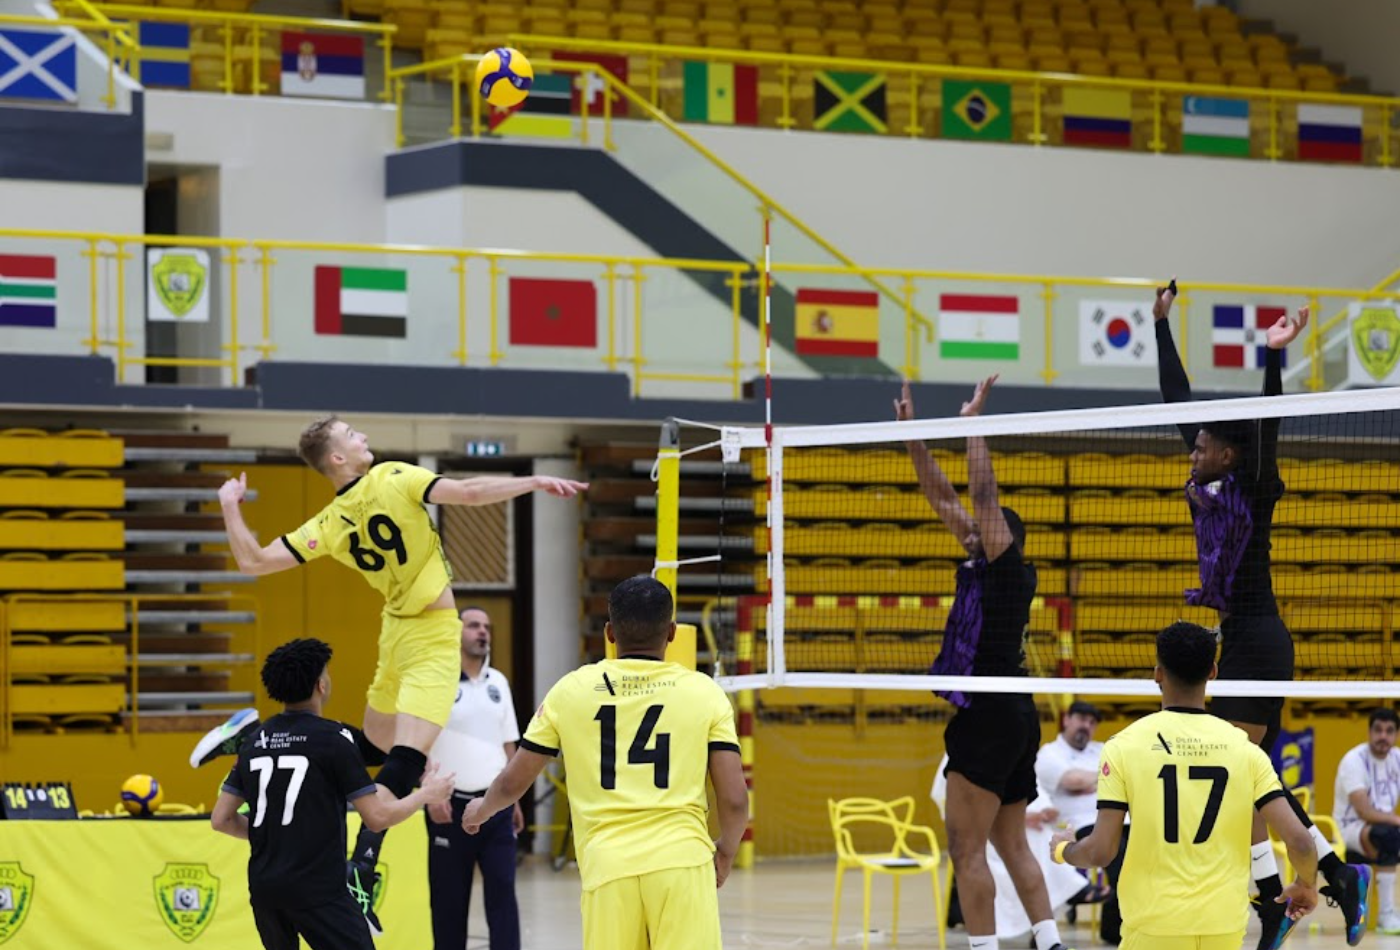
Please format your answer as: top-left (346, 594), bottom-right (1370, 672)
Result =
top-left (426, 607), bottom-right (523, 950)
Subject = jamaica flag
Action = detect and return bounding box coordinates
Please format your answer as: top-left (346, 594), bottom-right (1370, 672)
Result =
top-left (813, 70), bottom-right (887, 134)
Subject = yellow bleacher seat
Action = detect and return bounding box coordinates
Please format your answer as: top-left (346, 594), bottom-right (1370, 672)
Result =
top-left (0, 511), bottom-right (122, 551)
top-left (0, 430), bottom-right (122, 469)
top-left (10, 682), bottom-right (124, 716)
top-left (1303, 75), bottom-right (1339, 92)
top-left (786, 9), bottom-right (824, 30)
top-left (744, 6), bottom-right (782, 25)
top-left (996, 52), bottom-right (1034, 71)
top-left (576, 22), bottom-right (615, 41)
top-left (953, 50), bottom-right (995, 68)
top-left (1265, 72), bottom-right (1301, 91)
top-left (789, 37), bottom-right (829, 56)
top-left (0, 470), bottom-right (123, 509)
top-left (746, 33), bottom-right (785, 52)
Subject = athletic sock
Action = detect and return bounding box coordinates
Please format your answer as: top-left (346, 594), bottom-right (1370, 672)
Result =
top-left (1031, 919), bottom-right (1063, 950)
top-left (1310, 824), bottom-right (1343, 874)
top-left (1252, 841), bottom-right (1281, 895)
top-left (968, 937), bottom-right (999, 950)
top-left (351, 825), bottom-right (386, 868)
top-left (1380, 870), bottom-right (1396, 917)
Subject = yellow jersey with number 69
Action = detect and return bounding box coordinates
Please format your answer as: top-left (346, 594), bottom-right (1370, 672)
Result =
top-left (1097, 707), bottom-right (1284, 937)
top-left (521, 657), bottom-right (740, 891)
top-left (280, 462), bottom-right (452, 617)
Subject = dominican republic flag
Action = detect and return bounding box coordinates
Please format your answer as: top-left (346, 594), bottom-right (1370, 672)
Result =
top-left (314, 266), bottom-right (406, 337)
top-left (281, 32), bottom-right (364, 100)
top-left (1213, 304), bottom-right (1288, 369)
top-left (0, 254), bottom-right (57, 327)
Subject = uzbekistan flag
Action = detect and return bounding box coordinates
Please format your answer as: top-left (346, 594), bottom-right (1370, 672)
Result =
top-left (0, 254), bottom-right (57, 327)
top-left (1063, 88), bottom-right (1132, 149)
top-left (1297, 103), bottom-right (1363, 163)
top-left (1213, 304), bottom-right (1288, 368)
top-left (282, 32), bottom-right (364, 100)
top-left (314, 266), bottom-right (407, 337)
top-left (939, 294), bottom-right (1020, 360)
top-left (794, 288), bottom-right (880, 358)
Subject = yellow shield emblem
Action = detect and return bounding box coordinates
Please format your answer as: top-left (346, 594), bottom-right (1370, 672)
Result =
top-left (154, 863), bottom-right (219, 943)
top-left (0, 863), bottom-right (34, 945)
top-left (1352, 305), bottom-right (1400, 382)
top-left (151, 252), bottom-right (208, 319)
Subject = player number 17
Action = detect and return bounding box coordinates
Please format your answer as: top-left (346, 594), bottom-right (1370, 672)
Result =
top-left (1157, 764), bottom-right (1228, 844)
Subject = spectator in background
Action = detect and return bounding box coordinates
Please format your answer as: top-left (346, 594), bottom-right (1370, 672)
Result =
top-left (1035, 701), bottom-right (1126, 945)
top-left (1334, 707), bottom-right (1400, 935)
top-left (425, 607), bottom-right (523, 950)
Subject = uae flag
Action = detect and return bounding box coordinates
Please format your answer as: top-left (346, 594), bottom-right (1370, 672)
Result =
top-left (314, 266), bottom-right (407, 337)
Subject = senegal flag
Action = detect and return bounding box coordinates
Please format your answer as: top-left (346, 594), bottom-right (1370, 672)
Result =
top-left (682, 61), bottom-right (758, 125)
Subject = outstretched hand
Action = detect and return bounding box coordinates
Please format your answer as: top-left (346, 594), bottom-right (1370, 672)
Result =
top-left (218, 472), bottom-right (248, 507)
top-left (1266, 305), bottom-right (1309, 350)
top-left (1153, 277), bottom-right (1177, 323)
top-left (960, 375), bottom-right (998, 418)
top-left (534, 476), bottom-right (589, 498)
top-left (1279, 880), bottom-right (1318, 920)
top-left (893, 379), bottom-right (916, 422)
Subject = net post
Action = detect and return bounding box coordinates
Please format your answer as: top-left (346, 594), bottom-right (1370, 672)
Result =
top-left (735, 597), bottom-right (757, 869)
top-left (654, 418), bottom-right (681, 605)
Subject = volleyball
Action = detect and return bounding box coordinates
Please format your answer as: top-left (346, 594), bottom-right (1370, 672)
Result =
top-left (120, 773), bottom-right (163, 816)
top-left (475, 47), bottom-right (533, 109)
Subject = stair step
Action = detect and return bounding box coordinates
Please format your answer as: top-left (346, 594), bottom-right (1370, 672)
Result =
top-left (634, 496), bottom-right (754, 513)
top-left (124, 487), bottom-right (258, 502)
top-left (115, 432), bottom-right (230, 450)
top-left (629, 459), bottom-right (747, 476)
top-left (125, 570), bottom-right (254, 584)
top-left (124, 447), bottom-right (258, 463)
top-left (133, 690), bottom-right (256, 706)
top-left (135, 611), bottom-right (256, 625)
top-left (638, 534), bottom-right (752, 550)
top-left (126, 530), bottom-right (228, 544)
top-left (123, 472), bottom-right (227, 489)
top-left (135, 653), bottom-right (255, 666)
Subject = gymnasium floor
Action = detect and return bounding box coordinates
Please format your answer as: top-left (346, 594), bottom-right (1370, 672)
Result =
top-left (467, 857), bottom-right (1399, 949)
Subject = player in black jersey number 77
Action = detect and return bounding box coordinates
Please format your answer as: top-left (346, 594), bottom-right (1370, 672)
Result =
top-left (211, 638), bottom-right (455, 950)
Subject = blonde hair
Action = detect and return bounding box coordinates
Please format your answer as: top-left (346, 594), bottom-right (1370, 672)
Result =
top-left (297, 415), bottom-right (342, 474)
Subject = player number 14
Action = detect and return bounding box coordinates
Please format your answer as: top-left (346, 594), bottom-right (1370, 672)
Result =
top-left (595, 705), bottom-right (671, 790)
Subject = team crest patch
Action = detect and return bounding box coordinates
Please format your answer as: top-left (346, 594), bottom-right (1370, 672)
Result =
top-left (0, 862), bottom-right (34, 945)
top-left (1352, 305), bottom-right (1400, 381)
top-left (487, 684), bottom-right (502, 704)
top-left (154, 863), bottom-right (219, 943)
top-left (150, 251), bottom-right (209, 320)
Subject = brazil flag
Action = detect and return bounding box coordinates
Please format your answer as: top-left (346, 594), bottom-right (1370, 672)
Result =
top-left (942, 79), bottom-right (1013, 141)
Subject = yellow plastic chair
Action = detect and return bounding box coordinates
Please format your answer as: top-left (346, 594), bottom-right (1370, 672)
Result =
top-left (829, 796), bottom-right (946, 949)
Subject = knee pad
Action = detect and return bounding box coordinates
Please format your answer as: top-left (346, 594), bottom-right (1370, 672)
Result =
top-left (1370, 824), bottom-right (1400, 865)
top-left (375, 745), bottom-right (427, 799)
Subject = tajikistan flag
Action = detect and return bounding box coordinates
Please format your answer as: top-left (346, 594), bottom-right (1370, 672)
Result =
top-left (314, 266), bottom-right (407, 337)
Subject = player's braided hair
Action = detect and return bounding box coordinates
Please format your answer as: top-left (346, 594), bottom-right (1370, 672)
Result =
top-left (298, 415), bottom-right (342, 474)
top-left (1155, 621), bottom-right (1216, 687)
top-left (608, 575), bottom-right (674, 652)
top-left (262, 637), bottom-right (333, 703)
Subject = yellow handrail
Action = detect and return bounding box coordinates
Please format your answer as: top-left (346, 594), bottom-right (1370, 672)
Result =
top-left (388, 53), bottom-right (938, 361)
top-left (1295, 260), bottom-right (1400, 390)
top-left (55, 1), bottom-right (396, 100)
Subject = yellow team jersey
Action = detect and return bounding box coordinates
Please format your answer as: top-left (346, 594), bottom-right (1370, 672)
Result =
top-left (1097, 707), bottom-right (1284, 937)
top-left (281, 462), bottom-right (453, 617)
top-left (522, 657), bottom-right (740, 891)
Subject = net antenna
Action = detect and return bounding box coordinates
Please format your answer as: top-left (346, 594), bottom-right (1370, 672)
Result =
top-left (719, 384), bottom-right (1400, 701)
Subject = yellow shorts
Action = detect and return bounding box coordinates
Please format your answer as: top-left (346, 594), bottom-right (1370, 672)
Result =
top-left (580, 862), bottom-right (721, 950)
top-left (1121, 930), bottom-right (1245, 950)
top-left (364, 608), bottom-right (461, 727)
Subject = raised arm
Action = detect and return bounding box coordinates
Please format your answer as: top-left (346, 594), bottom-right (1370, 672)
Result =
top-left (894, 381), bottom-right (974, 543)
top-left (219, 473), bottom-right (302, 576)
top-left (961, 376), bottom-right (1014, 563)
top-left (427, 474), bottom-right (587, 507)
top-left (1256, 306), bottom-right (1307, 486)
top-left (1153, 279), bottom-right (1198, 450)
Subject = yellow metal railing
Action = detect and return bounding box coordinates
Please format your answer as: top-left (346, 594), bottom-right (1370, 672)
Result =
top-left (55, 1), bottom-right (395, 99)
top-left (1287, 261), bottom-right (1400, 391)
top-left (510, 34), bottom-right (1400, 166)
top-left (1, 592), bottom-right (259, 749)
top-left (4, 226), bottom-right (1398, 393)
top-left (388, 53), bottom-right (937, 365)
top-left (0, 12), bottom-right (132, 108)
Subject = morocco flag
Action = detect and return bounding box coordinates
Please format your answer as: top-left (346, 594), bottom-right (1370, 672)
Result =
top-left (509, 277), bottom-right (597, 347)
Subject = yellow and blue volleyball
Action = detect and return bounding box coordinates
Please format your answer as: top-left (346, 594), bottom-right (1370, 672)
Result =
top-left (475, 47), bottom-right (533, 109)
top-left (120, 773), bottom-right (163, 816)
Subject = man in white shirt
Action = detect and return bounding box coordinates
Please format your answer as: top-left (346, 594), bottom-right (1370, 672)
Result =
top-left (1035, 701), bottom-right (1124, 945)
top-left (425, 607), bottom-right (523, 950)
top-left (1334, 706), bottom-right (1400, 935)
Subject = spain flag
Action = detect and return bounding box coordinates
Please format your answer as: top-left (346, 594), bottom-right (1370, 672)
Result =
top-left (794, 288), bottom-right (880, 358)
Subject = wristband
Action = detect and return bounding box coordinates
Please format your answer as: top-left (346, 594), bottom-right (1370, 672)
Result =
top-left (1053, 840), bottom-right (1072, 865)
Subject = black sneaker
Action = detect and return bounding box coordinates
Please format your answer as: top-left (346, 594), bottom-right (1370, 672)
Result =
top-left (188, 708), bottom-right (260, 767)
top-left (1254, 891), bottom-right (1299, 950)
top-left (1321, 863), bottom-right (1371, 947)
top-left (346, 860), bottom-right (383, 937)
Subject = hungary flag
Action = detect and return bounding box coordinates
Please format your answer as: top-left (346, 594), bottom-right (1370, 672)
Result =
top-left (314, 265), bottom-right (407, 337)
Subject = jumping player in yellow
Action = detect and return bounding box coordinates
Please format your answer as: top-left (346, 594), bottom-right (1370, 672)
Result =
top-left (195, 415), bottom-right (586, 933)
top-left (461, 575), bottom-right (750, 950)
top-left (1051, 622), bottom-right (1319, 950)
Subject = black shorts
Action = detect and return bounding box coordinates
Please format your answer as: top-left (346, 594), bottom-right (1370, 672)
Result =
top-left (1210, 613), bottom-right (1293, 747)
top-left (251, 894), bottom-right (374, 950)
top-left (944, 692), bottom-right (1039, 804)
